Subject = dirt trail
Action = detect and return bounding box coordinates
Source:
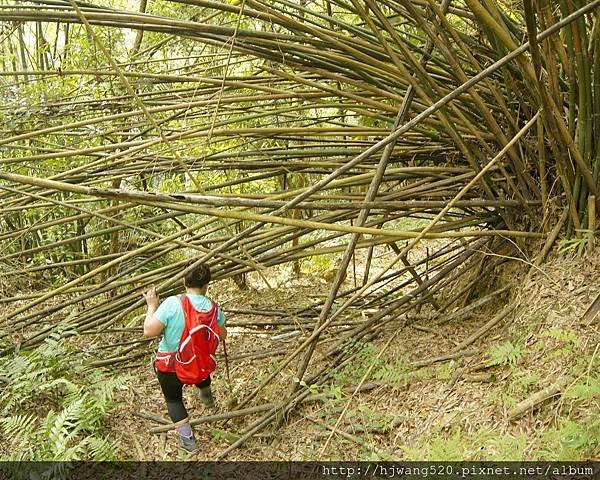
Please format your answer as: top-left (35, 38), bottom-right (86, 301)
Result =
top-left (111, 252), bottom-right (600, 460)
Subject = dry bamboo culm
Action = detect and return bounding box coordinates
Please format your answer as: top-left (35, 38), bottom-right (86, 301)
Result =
top-left (0, 0), bottom-right (598, 459)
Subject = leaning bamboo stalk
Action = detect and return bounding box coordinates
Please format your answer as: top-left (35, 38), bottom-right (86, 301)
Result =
top-left (15, 214), bottom-right (428, 342)
top-left (466, 0), bottom-right (598, 201)
top-left (321, 240), bottom-right (487, 360)
top-left (0, 218), bottom-right (214, 325)
top-left (237, 237), bottom-right (486, 410)
top-left (291, 0), bottom-right (457, 391)
top-left (453, 304), bottom-right (517, 352)
top-left (533, 207), bottom-right (569, 267)
top-left (86, 247), bottom-right (461, 370)
top-left (0, 0), bottom-right (596, 433)
top-left (6, 0), bottom-right (594, 215)
top-left (2, 177), bottom-right (522, 213)
top-left (298, 113), bottom-right (541, 369)
top-left (434, 286), bottom-right (511, 325)
top-left (401, 0), bottom-right (539, 205)
top-left (7, 209), bottom-right (374, 330)
top-left (215, 346), bottom-right (374, 459)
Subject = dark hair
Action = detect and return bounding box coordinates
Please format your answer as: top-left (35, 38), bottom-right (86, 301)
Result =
top-left (184, 262), bottom-right (211, 288)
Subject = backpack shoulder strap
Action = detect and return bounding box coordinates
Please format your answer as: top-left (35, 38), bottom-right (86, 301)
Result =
top-left (160, 295), bottom-right (187, 353)
top-left (180, 294), bottom-right (198, 324)
top-left (209, 299), bottom-right (220, 324)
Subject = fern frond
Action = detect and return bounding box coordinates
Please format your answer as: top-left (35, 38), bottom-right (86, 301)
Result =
top-left (44, 398), bottom-right (85, 458)
top-left (0, 413), bottom-right (38, 442)
top-left (84, 436), bottom-right (119, 461)
top-left (1, 336), bottom-right (127, 460)
top-left (92, 374), bottom-right (131, 404)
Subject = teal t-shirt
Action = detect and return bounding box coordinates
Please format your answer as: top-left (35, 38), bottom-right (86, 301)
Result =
top-left (154, 294), bottom-right (226, 353)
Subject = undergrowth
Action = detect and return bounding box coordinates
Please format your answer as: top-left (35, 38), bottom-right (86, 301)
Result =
top-left (307, 265), bottom-right (600, 462)
top-left (404, 323), bottom-right (599, 460)
top-left (0, 327), bottom-right (128, 461)
top-left (403, 413), bottom-right (600, 461)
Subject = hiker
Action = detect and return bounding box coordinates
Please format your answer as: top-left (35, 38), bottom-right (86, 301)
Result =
top-left (142, 262), bottom-right (227, 453)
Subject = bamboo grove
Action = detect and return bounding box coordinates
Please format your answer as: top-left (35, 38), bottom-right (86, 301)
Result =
top-left (0, 0), bottom-right (599, 457)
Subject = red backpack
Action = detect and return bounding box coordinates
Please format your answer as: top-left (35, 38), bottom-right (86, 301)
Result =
top-left (154, 295), bottom-right (221, 384)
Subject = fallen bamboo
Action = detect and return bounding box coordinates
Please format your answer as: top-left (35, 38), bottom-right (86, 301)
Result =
top-left (507, 377), bottom-right (569, 420)
top-left (149, 381), bottom-right (384, 434)
top-left (0, 0), bottom-right (598, 460)
top-left (453, 304), bottom-right (517, 352)
top-left (411, 348), bottom-right (480, 368)
top-left (132, 411), bottom-right (171, 425)
top-left (304, 415), bottom-right (386, 456)
top-left (433, 286), bottom-right (510, 325)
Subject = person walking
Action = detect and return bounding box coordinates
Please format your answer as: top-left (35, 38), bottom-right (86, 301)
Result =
top-left (142, 262), bottom-right (227, 453)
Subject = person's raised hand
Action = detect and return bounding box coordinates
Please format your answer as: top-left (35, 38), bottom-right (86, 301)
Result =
top-left (142, 287), bottom-right (160, 310)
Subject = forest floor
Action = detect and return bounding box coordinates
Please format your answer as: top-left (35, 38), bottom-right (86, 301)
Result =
top-left (109, 248), bottom-right (600, 460)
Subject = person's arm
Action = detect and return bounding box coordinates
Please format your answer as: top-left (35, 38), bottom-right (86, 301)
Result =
top-left (142, 287), bottom-right (164, 337)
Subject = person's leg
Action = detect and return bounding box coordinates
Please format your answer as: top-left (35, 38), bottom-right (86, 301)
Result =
top-left (195, 376), bottom-right (211, 389)
top-left (156, 370), bottom-right (188, 422)
top-left (195, 376), bottom-right (214, 407)
top-left (156, 370), bottom-right (197, 452)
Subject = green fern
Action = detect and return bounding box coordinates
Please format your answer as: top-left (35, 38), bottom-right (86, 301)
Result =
top-left (373, 358), bottom-right (411, 386)
top-left (0, 333), bottom-right (128, 460)
top-left (84, 436), bottom-right (118, 461)
top-left (509, 372), bottom-right (539, 395)
top-left (91, 372), bottom-right (130, 404)
top-left (405, 429), bottom-right (467, 460)
top-left (540, 419), bottom-right (600, 460)
top-left (45, 399), bottom-right (86, 458)
top-left (480, 430), bottom-right (528, 460)
top-left (541, 328), bottom-right (580, 346)
top-left (488, 342), bottom-right (523, 366)
top-left (564, 377), bottom-right (600, 401)
top-left (0, 413), bottom-right (38, 443)
top-left (429, 430), bottom-right (467, 460)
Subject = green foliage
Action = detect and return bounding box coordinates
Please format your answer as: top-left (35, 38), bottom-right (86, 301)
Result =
top-left (564, 377), bottom-right (600, 402)
top-left (539, 328), bottom-right (581, 360)
top-left (358, 448), bottom-right (394, 461)
top-left (302, 254), bottom-right (334, 276)
top-left (331, 342), bottom-right (377, 385)
top-left (0, 335), bottom-right (128, 460)
top-left (345, 404), bottom-right (393, 432)
top-left (481, 431), bottom-right (528, 460)
top-left (373, 358), bottom-right (411, 387)
top-left (431, 370), bottom-right (600, 460)
top-left (157, 175), bottom-right (186, 193)
top-left (487, 370), bottom-right (539, 409)
top-left (488, 341), bottom-right (523, 367)
top-left (327, 384), bottom-right (344, 400)
top-left (294, 377), bottom-right (321, 395)
top-left (209, 428), bottom-right (240, 446)
top-left (488, 389), bottom-right (518, 409)
top-left (435, 361), bottom-right (454, 381)
top-left (509, 372), bottom-right (539, 395)
top-left (540, 419), bottom-right (600, 460)
top-left (558, 230), bottom-right (596, 256)
top-left (405, 426), bottom-right (530, 461)
top-left (332, 342), bottom-right (412, 389)
top-left (540, 327), bottom-right (580, 346)
top-left (428, 430), bottom-right (467, 460)
top-left (404, 428), bottom-right (467, 460)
